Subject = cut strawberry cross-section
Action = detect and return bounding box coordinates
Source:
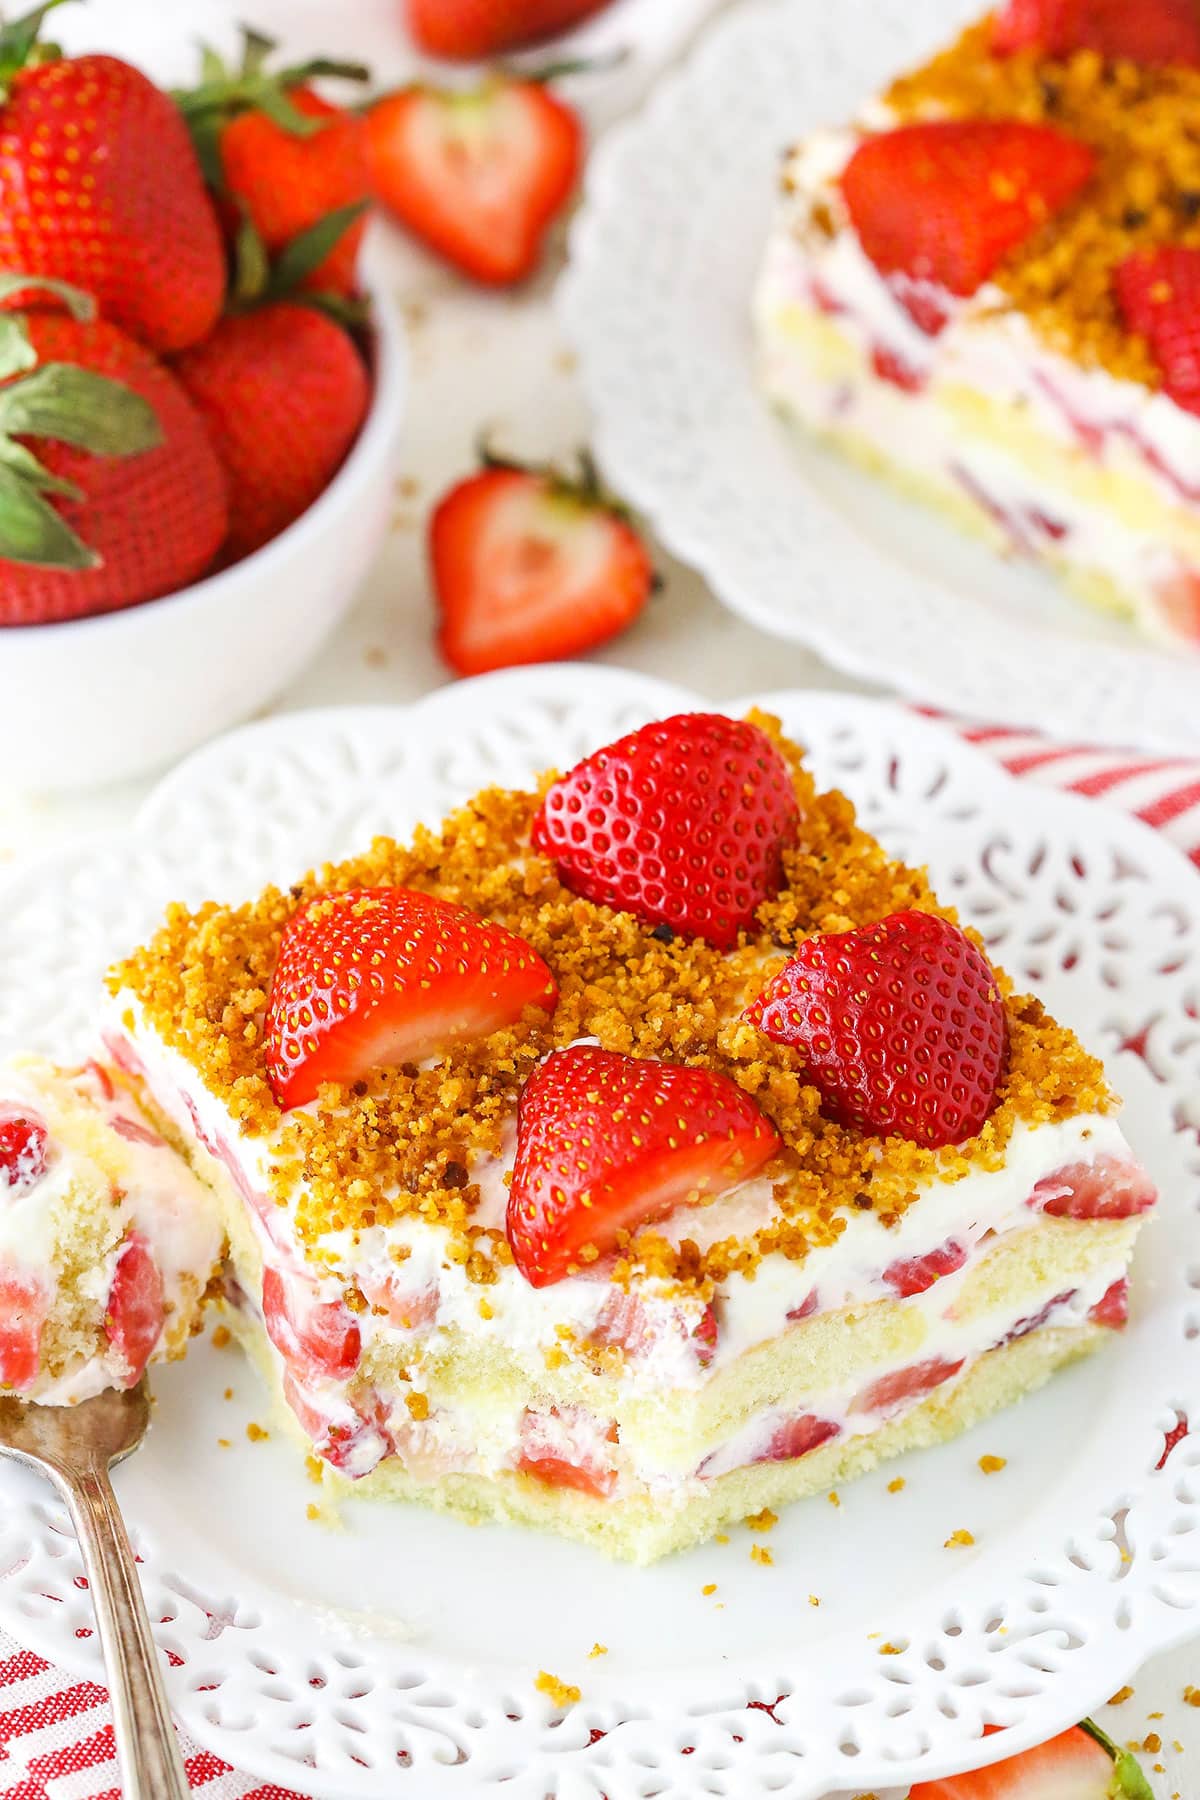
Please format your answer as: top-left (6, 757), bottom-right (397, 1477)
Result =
top-left (1028, 1156), bottom-right (1157, 1220)
top-left (0, 1111), bottom-right (48, 1194)
top-left (841, 120), bottom-right (1095, 298)
top-left (261, 1265), bottom-right (362, 1382)
top-left (506, 1044), bottom-right (781, 1287)
top-left (745, 909), bottom-right (1008, 1148)
top-left (265, 885), bottom-right (558, 1108)
top-left (908, 1717), bottom-right (1154, 1797)
top-left (104, 1234), bottom-right (165, 1388)
top-left (883, 1238), bottom-right (969, 1298)
top-left (532, 712), bottom-right (801, 949)
top-left (0, 1270), bottom-right (47, 1394)
top-left (1115, 247), bottom-right (1200, 418)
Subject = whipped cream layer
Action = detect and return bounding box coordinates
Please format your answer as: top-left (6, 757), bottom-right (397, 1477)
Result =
top-left (755, 126), bottom-right (1200, 644)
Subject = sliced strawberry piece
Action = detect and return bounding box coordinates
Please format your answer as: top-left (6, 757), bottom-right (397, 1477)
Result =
top-left (517, 1406), bottom-right (618, 1498)
top-left (104, 1234), bottom-right (165, 1387)
top-left (533, 712), bottom-right (800, 949)
top-left (264, 885), bottom-right (557, 1109)
top-left (1156, 570), bottom-right (1200, 641)
top-left (1158, 1413), bottom-right (1189, 1469)
top-left (365, 77), bottom-right (582, 286)
top-left (261, 1265), bottom-right (362, 1381)
top-left (994, 0), bottom-right (1200, 66)
top-left (884, 1239), bottom-right (969, 1299)
top-left (358, 1275), bottom-right (439, 1332)
top-left (506, 1044), bottom-right (781, 1288)
top-left (431, 458), bottom-right (653, 676)
top-left (692, 1303), bottom-right (718, 1369)
top-left (0, 1272), bottom-right (47, 1393)
top-left (1001, 1288), bottom-right (1076, 1346)
top-left (854, 1355), bottom-right (964, 1418)
top-left (0, 1111), bottom-right (48, 1194)
top-left (787, 1288), bottom-right (820, 1322)
top-left (1115, 247), bottom-right (1200, 417)
top-left (909, 1718), bottom-right (1151, 1796)
top-left (282, 1371), bottom-right (393, 1476)
top-left (110, 1113), bottom-right (166, 1150)
top-left (589, 1291), bottom-right (718, 1368)
top-left (841, 121), bottom-right (1095, 298)
top-left (406, 0), bottom-right (614, 59)
top-left (745, 910), bottom-right (1008, 1148)
top-left (758, 1412), bottom-right (841, 1464)
top-left (1088, 1277), bottom-right (1129, 1329)
top-left (872, 344), bottom-right (926, 392)
top-left (1028, 1155), bottom-right (1157, 1220)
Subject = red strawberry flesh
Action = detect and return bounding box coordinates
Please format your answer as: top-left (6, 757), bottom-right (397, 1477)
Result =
top-left (1028, 1155), bottom-right (1157, 1220)
top-left (265, 885), bottom-right (558, 1109)
top-left (1115, 247), bottom-right (1200, 417)
top-left (745, 909), bottom-right (1008, 1148)
top-left (854, 1355), bottom-right (964, 1418)
top-left (261, 1265), bottom-right (362, 1382)
top-left (104, 1234), bottom-right (165, 1387)
top-left (0, 1112), bottom-right (48, 1194)
top-left (883, 1238), bottom-right (969, 1298)
top-left (758, 1413), bottom-right (841, 1464)
top-left (0, 1271), bottom-right (47, 1393)
top-left (994, 0), bottom-right (1200, 66)
top-left (907, 1722), bottom-right (1133, 1797)
top-left (506, 1044), bottom-right (781, 1288)
top-left (533, 712), bottom-right (801, 949)
top-left (1088, 1277), bottom-right (1129, 1329)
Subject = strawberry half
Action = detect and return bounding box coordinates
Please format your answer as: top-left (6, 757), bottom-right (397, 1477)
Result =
top-left (432, 452), bottom-right (653, 676)
top-left (264, 886), bottom-right (558, 1109)
top-left (841, 121), bottom-right (1095, 298)
top-left (993, 0), bottom-right (1200, 67)
top-left (0, 1111), bottom-right (48, 1194)
top-left (908, 1718), bottom-right (1153, 1797)
top-left (745, 910), bottom-right (1008, 1148)
top-left (1115, 247), bottom-right (1200, 417)
top-left (406, 0), bottom-right (615, 60)
top-left (532, 713), bottom-right (801, 949)
top-left (365, 77), bottom-right (582, 286)
top-left (506, 1044), bottom-right (781, 1287)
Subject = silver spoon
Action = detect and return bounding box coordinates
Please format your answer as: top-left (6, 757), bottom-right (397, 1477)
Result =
top-left (0, 1382), bottom-right (189, 1800)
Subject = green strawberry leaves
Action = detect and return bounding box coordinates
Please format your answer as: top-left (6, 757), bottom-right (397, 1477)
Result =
top-left (1079, 1718), bottom-right (1155, 1800)
top-left (230, 202), bottom-right (370, 325)
top-left (0, 0), bottom-right (70, 97)
top-left (175, 25), bottom-right (369, 147)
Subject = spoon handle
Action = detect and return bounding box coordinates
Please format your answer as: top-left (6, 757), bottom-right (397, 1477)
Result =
top-left (63, 1460), bottom-right (190, 1800)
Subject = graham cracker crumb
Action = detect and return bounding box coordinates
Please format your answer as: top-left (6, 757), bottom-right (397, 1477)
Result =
top-left (702, 1582), bottom-right (718, 1595)
top-left (809, 1594), bottom-right (821, 1606)
top-left (750, 1544), bottom-right (774, 1566)
top-left (216, 1437), bottom-right (231, 1449)
top-left (1183, 1687), bottom-right (1200, 1706)
top-left (211, 1325), bottom-right (231, 1349)
top-left (828, 1490), bottom-right (841, 1508)
top-left (978, 1454), bottom-right (1008, 1474)
top-left (715, 1532), bottom-right (730, 1544)
top-left (223, 1387), bottom-right (233, 1401)
top-left (405, 1391), bottom-right (430, 1421)
top-left (1143, 1733), bottom-right (1161, 1754)
top-left (588, 1643), bottom-right (607, 1658)
top-left (744, 1506), bottom-right (778, 1531)
top-left (1108, 1686), bottom-right (1134, 1705)
top-left (879, 1642), bottom-right (903, 1656)
top-left (887, 1477), bottom-right (906, 1493)
top-left (306, 1503), bottom-right (321, 1521)
top-left (246, 1422), bottom-right (269, 1442)
top-left (535, 1671), bottom-right (580, 1708)
top-left (305, 1455), bottom-right (325, 1485)
top-left (945, 1529), bottom-right (976, 1548)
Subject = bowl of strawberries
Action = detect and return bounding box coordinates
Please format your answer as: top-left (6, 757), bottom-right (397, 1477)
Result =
top-left (0, 15), bottom-right (405, 792)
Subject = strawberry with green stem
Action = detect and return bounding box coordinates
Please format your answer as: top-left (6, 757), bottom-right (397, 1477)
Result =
top-left (0, 278), bottom-right (228, 624)
top-left (405, 0), bottom-right (616, 61)
top-left (908, 1717), bottom-right (1153, 1796)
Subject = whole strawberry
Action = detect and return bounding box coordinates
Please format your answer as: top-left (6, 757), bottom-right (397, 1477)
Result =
top-left (406, 0), bottom-right (615, 60)
top-left (177, 30), bottom-right (371, 297)
top-left (0, 10), bottom-right (224, 353)
top-left (432, 450), bottom-right (654, 675)
top-left (0, 287), bottom-right (228, 626)
top-left (172, 301), bottom-right (369, 560)
top-left (533, 713), bottom-right (801, 949)
top-left (744, 909), bottom-right (1008, 1148)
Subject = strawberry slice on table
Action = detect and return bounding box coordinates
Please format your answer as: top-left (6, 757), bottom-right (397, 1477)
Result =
top-left (506, 1044), bottom-right (781, 1288)
top-left (365, 76), bottom-right (582, 286)
top-left (104, 1234), bottom-right (165, 1388)
top-left (1115, 247), bottom-right (1200, 417)
top-left (908, 1718), bottom-right (1153, 1797)
top-left (533, 713), bottom-right (801, 948)
top-left (265, 885), bottom-right (558, 1109)
top-left (841, 121), bottom-right (1095, 298)
top-left (0, 1270), bottom-right (46, 1393)
top-left (745, 909), bottom-right (1008, 1149)
top-left (432, 451), bottom-right (654, 675)
top-left (993, 0), bottom-right (1200, 68)
top-left (0, 1111), bottom-right (48, 1194)
top-left (406, 0), bottom-right (615, 60)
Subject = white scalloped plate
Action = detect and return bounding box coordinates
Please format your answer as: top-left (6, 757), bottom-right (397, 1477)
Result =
top-left (0, 666), bottom-right (1198, 1800)
top-left (559, 0), bottom-right (1200, 752)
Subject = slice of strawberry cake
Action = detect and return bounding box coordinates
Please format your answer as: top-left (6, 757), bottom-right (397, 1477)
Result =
top-left (103, 711), bottom-right (1155, 1560)
top-left (754, 0), bottom-right (1200, 645)
top-left (0, 1056), bottom-right (222, 1403)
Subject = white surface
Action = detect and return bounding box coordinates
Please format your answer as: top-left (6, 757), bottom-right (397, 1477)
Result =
top-left (0, 671), bottom-right (1198, 1799)
top-left (560, 0), bottom-right (1200, 750)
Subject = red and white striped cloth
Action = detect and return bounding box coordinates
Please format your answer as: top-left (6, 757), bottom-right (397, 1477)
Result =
top-left (1, 724), bottom-right (1198, 1800)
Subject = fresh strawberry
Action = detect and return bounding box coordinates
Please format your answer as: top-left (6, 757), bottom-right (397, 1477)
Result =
top-left (993, 0), bottom-right (1200, 67)
top-left (281, 1370), bottom-right (393, 1473)
top-left (589, 1291), bottom-right (718, 1367)
top-left (261, 1265), bottom-right (362, 1381)
top-left (172, 302), bottom-right (369, 561)
top-left (516, 1406), bottom-right (618, 1497)
top-left (1028, 1155), bottom-right (1157, 1220)
top-left (406, 0), bottom-right (614, 60)
top-left (908, 1718), bottom-right (1153, 1797)
top-left (178, 32), bottom-right (372, 298)
top-left (853, 1355), bottom-right (964, 1418)
top-left (0, 1111), bottom-right (48, 1194)
top-left (1002, 1288), bottom-right (1075, 1346)
top-left (0, 14), bottom-right (223, 353)
top-left (432, 452), bottom-right (653, 676)
top-left (883, 1239), bottom-right (969, 1298)
top-left (506, 1044), bottom-right (781, 1288)
top-left (0, 294), bottom-right (228, 625)
top-left (533, 713), bottom-right (800, 948)
top-left (264, 885), bottom-right (557, 1109)
top-left (0, 1271), bottom-right (46, 1393)
top-left (745, 910), bottom-right (1008, 1148)
top-left (1157, 569), bottom-right (1200, 640)
top-left (104, 1234), bottom-right (164, 1387)
top-left (365, 76), bottom-right (582, 286)
top-left (1115, 247), bottom-right (1200, 417)
top-left (841, 121), bottom-right (1095, 298)
top-left (758, 1413), bottom-right (841, 1464)
top-left (1089, 1277), bottom-right (1129, 1329)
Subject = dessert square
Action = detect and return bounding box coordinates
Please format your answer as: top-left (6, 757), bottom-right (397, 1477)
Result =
top-left (96, 710), bottom-right (1154, 1562)
top-left (753, 2), bottom-right (1200, 645)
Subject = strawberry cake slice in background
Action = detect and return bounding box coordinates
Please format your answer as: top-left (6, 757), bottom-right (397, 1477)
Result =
top-left (753, 0), bottom-right (1200, 647)
top-left (0, 1058), bottom-right (222, 1404)
top-left (97, 710), bottom-right (1156, 1560)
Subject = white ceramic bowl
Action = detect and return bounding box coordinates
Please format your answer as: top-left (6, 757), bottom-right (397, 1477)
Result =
top-left (0, 280), bottom-right (406, 793)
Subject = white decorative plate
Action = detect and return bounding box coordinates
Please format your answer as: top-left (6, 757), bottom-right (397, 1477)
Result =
top-left (559, 0), bottom-right (1200, 752)
top-left (0, 666), bottom-right (1198, 1800)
